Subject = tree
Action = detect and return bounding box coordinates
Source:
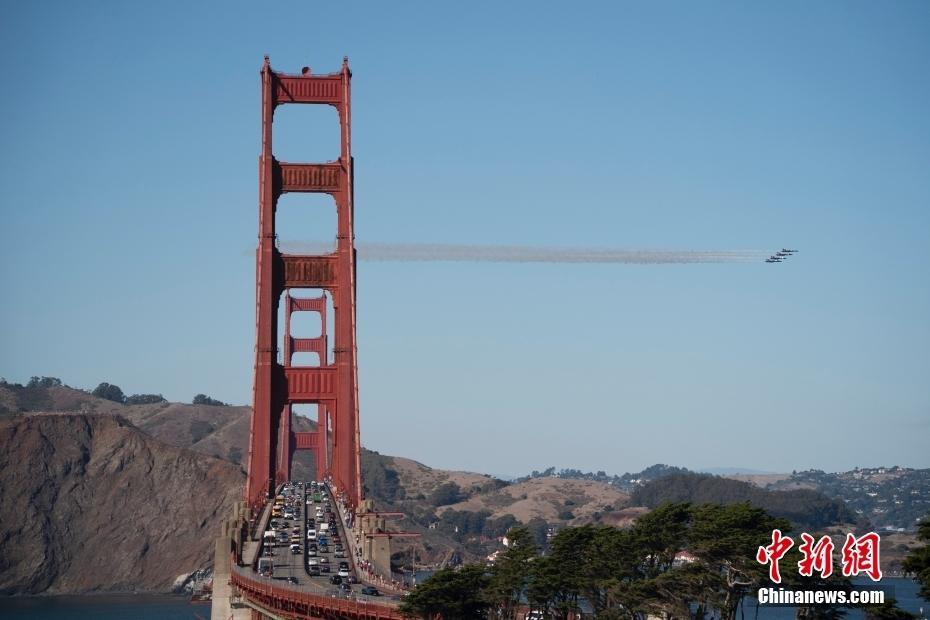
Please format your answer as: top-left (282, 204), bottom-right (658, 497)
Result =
top-left (27, 376), bottom-right (62, 388)
top-left (527, 526), bottom-right (604, 620)
top-left (903, 513), bottom-right (930, 600)
top-left (399, 564), bottom-right (490, 619)
top-left (125, 393), bottom-right (166, 405)
top-left (487, 527), bottom-right (538, 620)
top-left (631, 502), bottom-right (692, 576)
top-left (631, 563), bottom-right (726, 620)
top-left (526, 554), bottom-right (564, 619)
top-left (688, 502), bottom-right (790, 620)
top-left (429, 481), bottom-right (463, 507)
top-left (483, 514), bottom-right (518, 538)
top-left (92, 382), bottom-right (126, 403)
top-left (192, 394), bottom-right (226, 406)
top-left (524, 517), bottom-right (550, 549)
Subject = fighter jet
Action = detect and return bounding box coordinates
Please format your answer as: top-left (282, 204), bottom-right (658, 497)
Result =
top-left (775, 252), bottom-right (790, 257)
top-left (780, 248), bottom-right (798, 253)
top-left (765, 257), bottom-right (782, 263)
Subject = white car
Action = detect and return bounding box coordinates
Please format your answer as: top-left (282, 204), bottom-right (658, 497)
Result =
top-left (338, 568), bottom-right (349, 578)
top-left (308, 558), bottom-right (319, 566)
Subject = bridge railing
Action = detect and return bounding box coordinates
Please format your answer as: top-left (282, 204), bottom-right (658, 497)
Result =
top-left (230, 558), bottom-right (404, 620)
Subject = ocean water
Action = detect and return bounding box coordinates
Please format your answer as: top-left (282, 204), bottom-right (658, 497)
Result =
top-left (0, 595), bottom-right (206, 620)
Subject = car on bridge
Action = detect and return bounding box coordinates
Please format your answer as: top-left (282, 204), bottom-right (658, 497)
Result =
top-left (360, 585), bottom-right (380, 596)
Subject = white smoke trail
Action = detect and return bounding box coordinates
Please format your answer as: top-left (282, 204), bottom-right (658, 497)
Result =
top-left (277, 241), bottom-right (771, 264)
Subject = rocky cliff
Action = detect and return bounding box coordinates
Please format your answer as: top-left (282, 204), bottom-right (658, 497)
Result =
top-left (0, 413), bottom-right (244, 595)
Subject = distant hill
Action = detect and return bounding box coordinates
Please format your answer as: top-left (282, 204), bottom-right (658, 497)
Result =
top-left (632, 472), bottom-right (856, 530)
top-left (511, 463), bottom-right (691, 491)
top-left (770, 468), bottom-right (930, 531)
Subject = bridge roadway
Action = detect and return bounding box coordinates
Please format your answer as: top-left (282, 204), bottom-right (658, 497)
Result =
top-left (230, 481), bottom-right (404, 619)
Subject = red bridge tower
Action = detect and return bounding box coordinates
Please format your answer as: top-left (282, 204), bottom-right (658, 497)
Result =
top-left (246, 57), bottom-right (362, 512)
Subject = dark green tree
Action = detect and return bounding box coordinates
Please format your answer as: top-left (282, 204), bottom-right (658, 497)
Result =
top-left (27, 376), bottom-right (62, 388)
top-left (688, 502), bottom-right (790, 620)
top-left (631, 563), bottom-right (726, 620)
top-left (525, 526), bottom-right (606, 620)
top-left (125, 393), bottom-right (166, 405)
top-left (487, 527), bottom-right (538, 620)
top-left (524, 517), bottom-right (550, 549)
top-left (399, 564), bottom-right (490, 619)
top-left (430, 481), bottom-right (463, 507)
top-left (483, 514), bottom-right (519, 538)
top-left (631, 502), bottom-right (692, 576)
top-left (192, 393), bottom-right (226, 406)
top-left (525, 554), bottom-right (563, 619)
top-left (92, 382), bottom-right (126, 403)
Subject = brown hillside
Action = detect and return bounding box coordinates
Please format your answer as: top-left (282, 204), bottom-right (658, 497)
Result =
top-left (437, 477), bottom-right (630, 524)
top-left (0, 413), bottom-right (244, 595)
top-left (0, 384), bottom-right (318, 471)
top-left (390, 455), bottom-right (500, 498)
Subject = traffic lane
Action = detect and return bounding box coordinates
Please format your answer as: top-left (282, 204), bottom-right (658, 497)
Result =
top-left (308, 483), bottom-right (359, 596)
top-left (303, 483), bottom-right (346, 593)
top-left (321, 484), bottom-right (358, 577)
top-left (327, 483), bottom-right (393, 595)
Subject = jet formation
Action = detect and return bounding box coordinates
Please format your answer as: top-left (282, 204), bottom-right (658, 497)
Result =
top-left (765, 248), bottom-right (798, 263)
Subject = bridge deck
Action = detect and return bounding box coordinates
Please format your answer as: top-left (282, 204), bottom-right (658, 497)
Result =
top-left (229, 481), bottom-right (404, 618)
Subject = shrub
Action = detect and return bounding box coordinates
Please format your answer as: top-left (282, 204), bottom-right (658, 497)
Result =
top-left (92, 382), bottom-right (126, 403)
top-left (192, 394), bottom-right (226, 406)
top-left (430, 482), bottom-right (463, 507)
top-left (125, 393), bottom-right (166, 405)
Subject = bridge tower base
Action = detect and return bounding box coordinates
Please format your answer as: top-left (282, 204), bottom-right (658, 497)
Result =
top-left (211, 504), bottom-right (252, 620)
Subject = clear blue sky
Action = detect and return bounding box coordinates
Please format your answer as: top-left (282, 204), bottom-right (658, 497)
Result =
top-left (1, 1), bottom-right (928, 476)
